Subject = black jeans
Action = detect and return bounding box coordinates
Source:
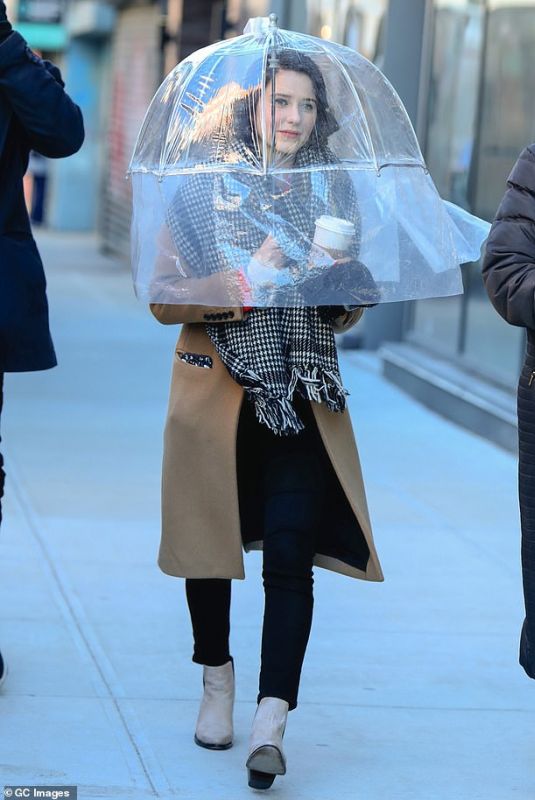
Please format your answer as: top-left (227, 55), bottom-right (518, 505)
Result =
top-left (0, 373), bottom-right (4, 526)
top-left (185, 399), bottom-right (326, 711)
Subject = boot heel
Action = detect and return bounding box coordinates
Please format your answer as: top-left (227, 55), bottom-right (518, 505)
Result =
top-left (247, 768), bottom-right (276, 790)
top-left (246, 745), bottom-right (286, 775)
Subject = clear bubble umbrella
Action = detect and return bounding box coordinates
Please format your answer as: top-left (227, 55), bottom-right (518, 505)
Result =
top-left (128, 14), bottom-right (490, 308)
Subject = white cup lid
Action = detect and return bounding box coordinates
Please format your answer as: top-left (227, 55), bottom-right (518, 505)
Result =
top-left (315, 215), bottom-right (355, 236)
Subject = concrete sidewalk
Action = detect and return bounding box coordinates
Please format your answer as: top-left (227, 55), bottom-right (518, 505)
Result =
top-left (0, 230), bottom-right (533, 799)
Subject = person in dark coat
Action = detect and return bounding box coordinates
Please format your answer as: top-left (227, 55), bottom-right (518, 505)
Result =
top-left (0, 3), bottom-right (84, 684)
top-left (482, 144), bottom-right (535, 681)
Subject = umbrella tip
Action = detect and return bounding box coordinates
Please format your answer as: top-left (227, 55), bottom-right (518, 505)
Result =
top-left (243, 16), bottom-right (277, 35)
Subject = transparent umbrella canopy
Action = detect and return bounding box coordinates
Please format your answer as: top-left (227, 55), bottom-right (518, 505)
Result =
top-left (129, 15), bottom-right (490, 308)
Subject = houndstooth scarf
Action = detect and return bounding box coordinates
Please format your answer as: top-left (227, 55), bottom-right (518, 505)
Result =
top-left (206, 306), bottom-right (347, 434)
top-left (169, 141), bottom-right (358, 434)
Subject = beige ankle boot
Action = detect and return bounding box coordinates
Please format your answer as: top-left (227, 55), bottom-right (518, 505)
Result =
top-left (246, 697), bottom-right (289, 789)
top-left (194, 659), bottom-right (234, 750)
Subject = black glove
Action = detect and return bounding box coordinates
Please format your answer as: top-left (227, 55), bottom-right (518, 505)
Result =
top-left (317, 305), bottom-right (344, 324)
top-left (0, 1), bottom-right (12, 41)
top-left (301, 258), bottom-right (381, 307)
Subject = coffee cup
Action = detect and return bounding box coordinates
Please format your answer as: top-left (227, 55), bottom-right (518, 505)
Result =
top-left (313, 215), bottom-right (355, 260)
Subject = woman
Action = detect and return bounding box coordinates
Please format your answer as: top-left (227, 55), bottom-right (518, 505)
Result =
top-left (151, 51), bottom-right (383, 790)
top-left (482, 143), bottom-right (535, 682)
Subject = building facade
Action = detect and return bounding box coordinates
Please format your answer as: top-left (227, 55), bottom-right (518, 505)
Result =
top-left (307, 0), bottom-right (533, 450)
top-left (408, 0), bottom-right (530, 383)
top-left (35, 0), bottom-right (528, 449)
top-left (384, 0), bottom-right (534, 450)
top-left (100, 0), bottom-right (250, 258)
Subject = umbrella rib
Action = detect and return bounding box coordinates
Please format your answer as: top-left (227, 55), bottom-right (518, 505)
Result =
top-left (128, 77), bottom-right (173, 176)
top-left (154, 64), bottom-right (196, 177)
top-left (261, 33), bottom-right (270, 175)
top-left (174, 55), bottom-right (220, 173)
top-left (198, 52), bottom-right (227, 163)
top-left (325, 48), bottom-right (378, 173)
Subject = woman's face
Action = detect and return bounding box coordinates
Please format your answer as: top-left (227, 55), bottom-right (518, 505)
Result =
top-left (254, 69), bottom-right (318, 160)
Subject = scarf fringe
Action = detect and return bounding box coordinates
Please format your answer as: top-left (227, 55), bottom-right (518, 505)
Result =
top-left (288, 366), bottom-right (348, 411)
top-left (249, 390), bottom-right (305, 436)
top-left (247, 367), bottom-right (348, 436)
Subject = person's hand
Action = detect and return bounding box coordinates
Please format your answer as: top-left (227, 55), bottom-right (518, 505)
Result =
top-left (317, 305), bottom-right (344, 324)
top-left (300, 256), bottom-right (381, 307)
top-left (308, 244), bottom-right (332, 271)
top-left (253, 235), bottom-right (286, 270)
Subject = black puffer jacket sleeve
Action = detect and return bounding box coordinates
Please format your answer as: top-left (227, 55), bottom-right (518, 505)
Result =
top-left (482, 145), bottom-right (535, 330)
top-left (0, 32), bottom-right (84, 157)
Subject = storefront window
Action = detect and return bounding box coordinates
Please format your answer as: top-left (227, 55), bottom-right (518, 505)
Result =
top-left (409, 0), bottom-right (485, 356)
top-left (343, 8), bottom-right (363, 51)
top-left (462, 0), bottom-right (535, 382)
top-left (462, 263), bottom-right (524, 384)
top-left (409, 0), bottom-right (530, 388)
top-left (410, 296), bottom-right (464, 357)
top-left (425, 0), bottom-right (485, 210)
top-left (307, 0), bottom-right (386, 62)
top-left (472, 3), bottom-right (535, 222)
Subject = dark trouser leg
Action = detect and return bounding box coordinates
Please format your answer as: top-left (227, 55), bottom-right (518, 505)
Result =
top-left (185, 578), bottom-right (232, 666)
top-left (0, 373), bottom-right (4, 527)
top-left (258, 446), bottom-right (325, 711)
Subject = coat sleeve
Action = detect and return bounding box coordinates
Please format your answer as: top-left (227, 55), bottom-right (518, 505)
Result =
top-left (482, 145), bottom-right (535, 330)
top-left (150, 304), bottom-right (244, 325)
top-left (0, 32), bottom-right (84, 158)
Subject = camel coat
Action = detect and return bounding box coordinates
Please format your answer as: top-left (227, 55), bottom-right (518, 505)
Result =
top-left (151, 302), bottom-right (384, 583)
